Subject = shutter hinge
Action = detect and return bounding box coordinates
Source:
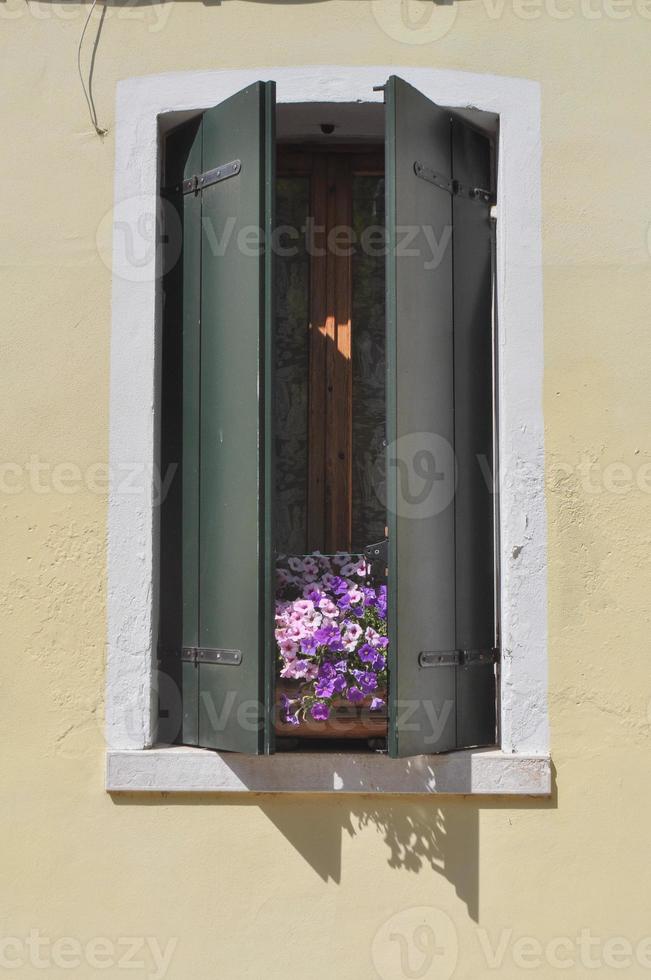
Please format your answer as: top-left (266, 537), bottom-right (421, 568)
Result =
top-left (180, 647), bottom-right (242, 666)
top-left (419, 648), bottom-right (499, 668)
top-left (414, 161), bottom-right (495, 205)
top-left (166, 158), bottom-right (242, 196)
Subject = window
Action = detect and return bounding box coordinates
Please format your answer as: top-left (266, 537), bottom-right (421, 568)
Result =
top-left (106, 67), bottom-right (549, 794)
top-left (157, 77), bottom-right (499, 758)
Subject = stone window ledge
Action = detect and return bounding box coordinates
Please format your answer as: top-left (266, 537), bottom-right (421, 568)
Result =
top-left (106, 747), bottom-right (551, 796)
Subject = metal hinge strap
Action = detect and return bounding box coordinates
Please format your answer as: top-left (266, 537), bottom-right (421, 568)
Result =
top-left (414, 161), bottom-right (495, 205)
top-left (419, 648), bottom-right (499, 668)
top-left (168, 158), bottom-right (242, 196)
top-left (181, 647), bottom-right (242, 666)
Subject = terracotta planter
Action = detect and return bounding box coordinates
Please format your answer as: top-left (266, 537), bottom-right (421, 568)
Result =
top-left (274, 679), bottom-right (388, 739)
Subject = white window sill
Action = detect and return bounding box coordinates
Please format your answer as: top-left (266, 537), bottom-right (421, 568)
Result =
top-left (106, 747), bottom-right (551, 795)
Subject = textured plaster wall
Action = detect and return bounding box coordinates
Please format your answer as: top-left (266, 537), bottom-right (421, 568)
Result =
top-left (1, 2), bottom-right (650, 978)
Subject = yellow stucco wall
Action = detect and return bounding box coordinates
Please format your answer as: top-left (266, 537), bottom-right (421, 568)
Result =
top-left (1, 1), bottom-right (651, 976)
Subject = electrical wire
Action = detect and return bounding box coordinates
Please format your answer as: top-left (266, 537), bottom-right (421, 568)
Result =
top-left (77, 0), bottom-right (108, 137)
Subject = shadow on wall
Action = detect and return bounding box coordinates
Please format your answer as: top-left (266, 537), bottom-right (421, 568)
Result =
top-left (110, 765), bottom-right (556, 923)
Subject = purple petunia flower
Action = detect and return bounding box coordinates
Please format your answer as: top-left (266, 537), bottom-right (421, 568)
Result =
top-left (315, 660), bottom-right (345, 697)
top-left (329, 576), bottom-right (350, 596)
top-left (347, 686), bottom-right (364, 704)
top-left (352, 670), bottom-right (377, 695)
top-left (318, 597), bottom-right (339, 619)
top-left (362, 586), bottom-right (377, 608)
top-left (280, 658), bottom-right (312, 679)
top-left (315, 678), bottom-right (335, 699)
top-left (370, 697), bottom-right (385, 711)
top-left (364, 627), bottom-right (380, 647)
top-left (377, 587), bottom-right (387, 620)
top-left (358, 643), bottom-right (376, 664)
top-left (332, 675), bottom-right (347, 694)
top-left (314, 624), bottom-right (340, 646)
top-left (300, 634), bottom-right (318, 655)
top-left (317, 662), bottom-right (336, 681)
top-left (280, 693), bottom-right (301, 725)
top-left (311, 702), bottom-right (330, 721)
top-left (304, 587), bottom-right (324, 604)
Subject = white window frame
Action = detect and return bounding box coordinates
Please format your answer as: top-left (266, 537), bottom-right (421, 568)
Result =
top-left (106, 66), bottom-right (550, 795)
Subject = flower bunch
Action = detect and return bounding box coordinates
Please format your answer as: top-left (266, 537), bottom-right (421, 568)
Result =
top-left (275, 553), bottom-right (388, 725)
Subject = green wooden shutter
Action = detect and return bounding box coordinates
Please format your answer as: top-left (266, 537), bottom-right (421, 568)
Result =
top-left (385, 76), bottom-right (497, 757)
top-left (161, 82), bottom-right (276, 755)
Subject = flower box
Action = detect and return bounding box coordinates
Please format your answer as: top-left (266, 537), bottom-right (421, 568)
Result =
top-left (274, 679), bottom-right (388, 739)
